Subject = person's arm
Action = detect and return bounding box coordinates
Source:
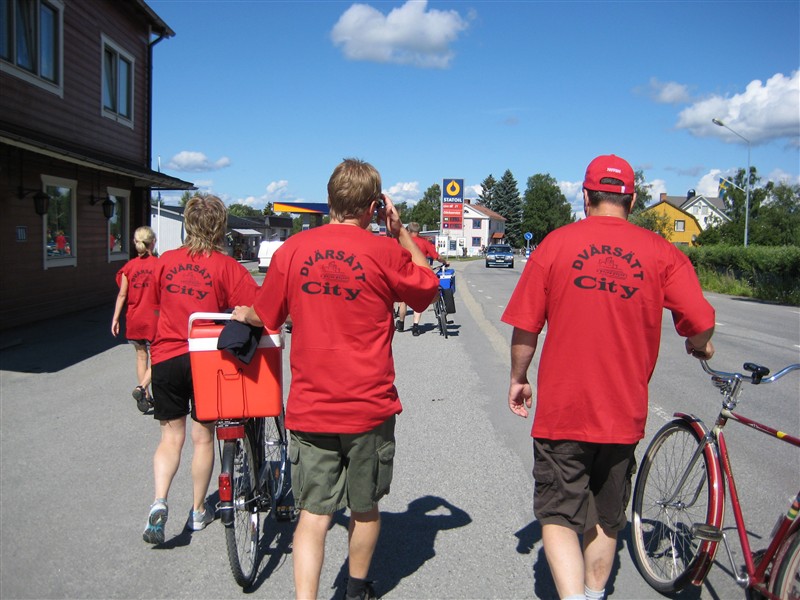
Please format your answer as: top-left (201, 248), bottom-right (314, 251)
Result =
top-left (231, 305), bottom-right (263, 328)
top-left (111, 274), bottom-right (128, 337)
top-left (685, 326), bottom-right (715, 360)
top-left (382, 195), bottom-right (430, 268)
top-left (508, 327), bottom-right (538, 418)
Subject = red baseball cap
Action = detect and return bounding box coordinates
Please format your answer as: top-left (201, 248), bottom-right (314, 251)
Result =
top-left (583, 154), bottom-right (635, 194)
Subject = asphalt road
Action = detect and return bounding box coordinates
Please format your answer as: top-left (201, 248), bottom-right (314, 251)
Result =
top-left (0, 258), bottom-right (797, 599)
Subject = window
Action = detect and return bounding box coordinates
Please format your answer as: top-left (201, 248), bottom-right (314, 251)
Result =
top-left (43, 175), bottom-right (76, 268)
top-left (108, 187), bottom-right (129, 261)
top-left (675, 220), bottom-right (685, 232)
top-left (472, 218), bottom-right (481, 229)
top-left (471, 237), bottom-right (481, 247)
top-left (101, 35), bottom-right (134, 125)
top-left (0, 0), bottom-right (63, 94)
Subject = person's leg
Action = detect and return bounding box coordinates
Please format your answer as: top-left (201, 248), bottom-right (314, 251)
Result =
top-left (153, 416), bottom-right (187, 499)
top-left (347, 505), bottom-right (381, 580)
top-left (293, 510), bottom-right (333, 599)
top-left (542, 523), bottom-right (586, 598)
top-left (190, 420), bottom-right (215, 512)
top-left (583, 524), bottom-right (617, 594)
top-left (134, 343), bottom-right (149, 388)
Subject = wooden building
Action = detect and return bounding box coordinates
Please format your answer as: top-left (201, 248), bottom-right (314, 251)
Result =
top-left (0, 0), bottom-right (193, 329)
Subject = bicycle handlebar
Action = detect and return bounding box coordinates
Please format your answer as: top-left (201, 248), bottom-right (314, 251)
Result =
top-left (700, 360), bottom-right (800, 385)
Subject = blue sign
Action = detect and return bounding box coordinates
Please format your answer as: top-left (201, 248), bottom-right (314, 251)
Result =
top-left (524, 231), bottom-right (533, 241)
top-left (442, 179), bottom-right (464, 203)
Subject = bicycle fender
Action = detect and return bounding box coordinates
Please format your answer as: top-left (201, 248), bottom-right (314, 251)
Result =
top-left (672, 413), bottom-right (727, 586)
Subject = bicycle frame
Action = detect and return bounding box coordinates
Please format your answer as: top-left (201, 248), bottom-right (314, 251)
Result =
top-left (670, 362), bottom-right (800, 596)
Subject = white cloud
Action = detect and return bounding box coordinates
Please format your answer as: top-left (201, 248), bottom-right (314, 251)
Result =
top-left (166, 151), bottom-right (231, 172)
top-left (676, 71), bottom-right (800, 145)
top-left (766, 168), bottom-right (800, 186)
top-left (465, 184), bottom-right (481, 199)
top-left (385, 181), bottom-right (420, 205)
top-left (647, 179), bottom-right (667, 204)
top-left (331, 0), bottom-right (469, 69)
top-left (559, 180), bottom-right (584, 217)
top-left (646, 78), bottom-right (691, 104)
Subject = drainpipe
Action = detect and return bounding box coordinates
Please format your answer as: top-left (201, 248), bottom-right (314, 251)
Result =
top-left (146, 29), bottom-right (166, 227)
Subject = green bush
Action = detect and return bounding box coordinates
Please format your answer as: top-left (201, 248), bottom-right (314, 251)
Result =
top-left (682, 245), bottom-right (800, 306)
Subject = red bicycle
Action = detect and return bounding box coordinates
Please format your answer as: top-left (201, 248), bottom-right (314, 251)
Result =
top-left (631, 359), bottom-right (800, 599)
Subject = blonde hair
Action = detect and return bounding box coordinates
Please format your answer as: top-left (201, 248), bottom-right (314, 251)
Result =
top-left (327, 158), bottom-right (382, 222)
top-left (133, 226), bottom-right (156, 256)
top-left (183, 195), bottom-right (227, 256)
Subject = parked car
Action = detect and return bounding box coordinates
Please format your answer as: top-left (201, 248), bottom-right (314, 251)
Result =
top-left (257, 240), bottom-right (284, 273)
top-left (485, 244), bottom-right (514, 268)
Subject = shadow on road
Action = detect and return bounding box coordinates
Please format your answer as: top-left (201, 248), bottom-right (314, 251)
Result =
top-left (0, 301), bottom-right (124, 373)
top-left (328, 495), bottom-right (472, 599)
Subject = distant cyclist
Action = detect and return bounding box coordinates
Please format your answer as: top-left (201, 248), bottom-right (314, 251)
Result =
top-left (395, 221), bottom-right (447, 337)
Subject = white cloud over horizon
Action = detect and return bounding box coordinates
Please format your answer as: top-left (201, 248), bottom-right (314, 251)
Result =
top-left (331, 0), bottom-right (470, 69)
top-left (645, 78), bottom-right (692, 104)
top-left (676, 71), bottom-right (800, 145)
top-left (166, 151), bottom-right (231, 172)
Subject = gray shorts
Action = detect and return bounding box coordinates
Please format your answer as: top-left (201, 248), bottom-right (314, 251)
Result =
top-left (289, 416), bottom-right (396, 514)
top-left (533, 438), bottom-right (638, 533)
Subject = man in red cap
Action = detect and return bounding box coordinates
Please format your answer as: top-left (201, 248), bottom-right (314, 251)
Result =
top-left (502, 154), bottom-right (716, 600)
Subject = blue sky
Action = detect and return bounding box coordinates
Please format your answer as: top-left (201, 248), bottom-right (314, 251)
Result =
top-left (148, 0), bottom-right (800, 216)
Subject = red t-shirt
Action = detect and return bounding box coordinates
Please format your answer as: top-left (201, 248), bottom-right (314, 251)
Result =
top-left (253, 224), bottom-right (440, 434)
top-left (151, 248), bottom-right (258, 365)
top-left (412, 235), bottom-right (440, 262)
top-left (116, 254), bottom-right (159, 342)
top-left (501, 217), bottom-right (715, 444)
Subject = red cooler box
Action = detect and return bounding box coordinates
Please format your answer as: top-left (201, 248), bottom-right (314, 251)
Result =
top-left (188, 312), bottom-right (283, 421)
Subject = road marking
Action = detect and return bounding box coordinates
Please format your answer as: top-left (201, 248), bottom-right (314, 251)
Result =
top-left (650, 403), bottom-right (674, 424)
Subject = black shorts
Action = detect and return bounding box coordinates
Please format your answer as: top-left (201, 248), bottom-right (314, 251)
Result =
top-left (532, 438), bottom-right (638, 533)
top-left (151, 353), bottom-right (211, 423)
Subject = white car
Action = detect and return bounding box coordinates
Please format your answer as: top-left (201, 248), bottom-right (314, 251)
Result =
top-left (257, 240), bottom-right (284, 273)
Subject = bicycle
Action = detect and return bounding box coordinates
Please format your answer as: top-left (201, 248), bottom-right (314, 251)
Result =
top-left (433, 263), bottom-right (455, 338)
top-left (188, 313), bottom-right (294, 588)
top-left (216, 408), bottom-right (293, 587)
top-left (630, 359), bottom-right (800, 599)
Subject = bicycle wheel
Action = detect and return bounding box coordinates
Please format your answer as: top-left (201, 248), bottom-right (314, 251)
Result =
top-left (263, 408), bottom-right (288, 508)
top-left (436, 296), bottom-right (448, 338)
top-left (222, 435), bottom-right (261, 587)
top-left (631, 419), bottom-right (721, 593)
top-left (771, 530), bottom-right (800, 600)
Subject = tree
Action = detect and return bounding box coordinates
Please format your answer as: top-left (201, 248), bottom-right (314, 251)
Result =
top-left (522, 173), bottom-right (575, 245)
top-left (478, 175), bottom-right (497, 210)
top-left (227, 203), bottom-right (263, 218)
top-left (263, 203), bottom-right (276, 216)
top-left (493, 170), bottom-right (522, 247)
top-left (746, 181), bottom-right (800, 246)
top-left (409, 183), bottom-right (441, 230)
top-left (629, 210), bottom-right (671, 239)
top-left (632, 170), bottom-right (652, 213)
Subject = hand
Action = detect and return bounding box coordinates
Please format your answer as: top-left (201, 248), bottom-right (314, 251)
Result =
top-left (381, 195), bottom-right (404, 238)
top-left (508, 381), bottom-right (532, 418)
top-left (231, 305), bottom-right (250, 324)
top-left (686, 338), bottom-right (715, 360)
top-left (111, 320), bottom-right (119, 337)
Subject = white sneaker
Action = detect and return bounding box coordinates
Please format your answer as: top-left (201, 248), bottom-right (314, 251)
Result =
top-left (188, 504), bottom-right (214, 531)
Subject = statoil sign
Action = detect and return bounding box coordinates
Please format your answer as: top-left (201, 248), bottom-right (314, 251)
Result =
top-left (442, 179), bottom-right (464, 230)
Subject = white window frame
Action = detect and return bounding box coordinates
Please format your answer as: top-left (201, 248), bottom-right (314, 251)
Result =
top-left (100, 34), bottom-right (134, 128)
top-left (0, 0), bottom-right (64, 96)
top-left (675, 219), bottom-right (686, 232)
top-left (107, 186), bottom-right (129, 263)
top-left (42, 174), bottom-right (77, 269)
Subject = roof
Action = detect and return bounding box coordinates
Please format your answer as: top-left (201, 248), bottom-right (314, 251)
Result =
top-left (467, 203), bottom-right (506, 221)
top-left (661, 193), bottom-right (725, 212)
top-left (130, 0), bottom-right (175, 38)
top-left (1, 126), bottom-right (194, 190)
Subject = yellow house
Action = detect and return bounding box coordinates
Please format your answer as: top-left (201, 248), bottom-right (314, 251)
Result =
top-left (642, 200), bottom-right (702, 246)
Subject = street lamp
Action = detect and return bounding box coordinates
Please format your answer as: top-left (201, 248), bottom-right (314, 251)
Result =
top-left (712, 118), bottom-right (751, 247)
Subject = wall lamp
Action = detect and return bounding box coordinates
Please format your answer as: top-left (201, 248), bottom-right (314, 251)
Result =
top-left (18, 186), bottom-right (51, 216)
top-left (90, 195), bottom-right (116, 220)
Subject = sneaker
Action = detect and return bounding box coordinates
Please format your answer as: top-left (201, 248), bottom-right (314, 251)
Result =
top-left (412, 325), bottom-right (420, 337)
top-left (143, 500), bottom-right (168, 544)
top-left (133, 386), bottom-right (149, 413)
top-left (188, 503), bottom-right (214, 531)
top-left (394, 319), bottom-right (404, 332)
top-left (344, 579), bottom-right (376, 600)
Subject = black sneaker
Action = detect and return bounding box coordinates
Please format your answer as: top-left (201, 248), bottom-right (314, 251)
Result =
top-left (344, 579), bottom-right (376, 600)
top-left (133, 386), bottom-right (149, 413)
top-left (412, 325), bottom-right (420, 337)
top-left (394, 319), bottom-right (404, 332)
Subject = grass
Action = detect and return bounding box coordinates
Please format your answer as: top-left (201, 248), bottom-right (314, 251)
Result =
top-left (696, 267), bottom-right (754, 298)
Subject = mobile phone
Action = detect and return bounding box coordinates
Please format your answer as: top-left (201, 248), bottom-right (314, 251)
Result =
top-left (375, 194), bottom-right (385, 210)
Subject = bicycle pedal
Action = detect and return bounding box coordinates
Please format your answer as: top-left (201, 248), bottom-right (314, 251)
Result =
top-left (692, 523), bottom-right (723, 542)
top-left (275, 504), bottom-right (296, 522)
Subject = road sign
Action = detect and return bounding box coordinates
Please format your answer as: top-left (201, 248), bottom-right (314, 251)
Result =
top-left (524, 232), bottom-right (533, 241)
